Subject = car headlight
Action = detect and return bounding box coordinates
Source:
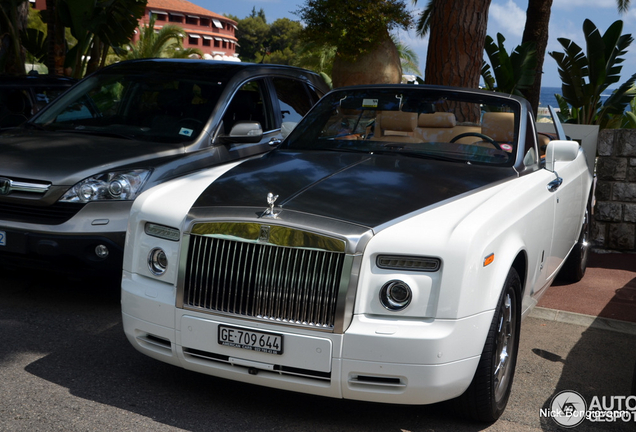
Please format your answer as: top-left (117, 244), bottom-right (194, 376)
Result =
top-left (148, 247), bottom-right (168, 276)
top-left (59, 169), bottom-right (151, 202)
top-left (379, 280), bottom-right (412, 311)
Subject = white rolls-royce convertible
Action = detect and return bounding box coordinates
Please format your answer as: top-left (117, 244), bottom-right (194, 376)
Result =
top-left (121, 85), bottom-right (593, 422)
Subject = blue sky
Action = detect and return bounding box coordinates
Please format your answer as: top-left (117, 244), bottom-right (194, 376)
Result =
top-left (199, 0), bottom-right (636, 88)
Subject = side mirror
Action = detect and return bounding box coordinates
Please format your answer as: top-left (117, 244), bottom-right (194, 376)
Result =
top-left (544, 140), bottom-right (580, 172)
top-left (220, 121), bottom-right (263, 143)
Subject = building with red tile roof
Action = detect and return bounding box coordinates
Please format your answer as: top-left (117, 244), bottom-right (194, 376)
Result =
top-left (139, 0), bottom-right (239, 61)
top-left (30, 0), bottom-right (240, 61)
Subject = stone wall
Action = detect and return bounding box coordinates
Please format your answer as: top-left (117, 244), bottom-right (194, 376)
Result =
top-left (593, 129), bottom-right (636, 252)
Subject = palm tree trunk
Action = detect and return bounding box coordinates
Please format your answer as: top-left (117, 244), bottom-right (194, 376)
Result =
top-left (522, 0), bottom-right (553, 116)
top-left (46, 0), bottom-right (66, 75)
top-left (0, 0), bottom-right (27, 75)
top-left (424, 0), bottom-right (491, 121)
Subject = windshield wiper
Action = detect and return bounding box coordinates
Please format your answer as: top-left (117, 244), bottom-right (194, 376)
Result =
top-left (23, 122), bottom-right (48, 131)
top-left (370, 150), bottom-right (464, 163)
top-left (297, 146), bottom-right (371, 154)
top-left (65, 128), bottom-right (135, 140)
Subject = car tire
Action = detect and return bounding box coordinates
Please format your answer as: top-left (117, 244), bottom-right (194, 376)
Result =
top-left (451, 267), bottom-right (521, 422)
top-left (557, 197), bottom-right (591, 283)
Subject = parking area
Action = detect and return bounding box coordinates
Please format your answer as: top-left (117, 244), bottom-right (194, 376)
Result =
top-left (0, 266), bottom-right (635, 432)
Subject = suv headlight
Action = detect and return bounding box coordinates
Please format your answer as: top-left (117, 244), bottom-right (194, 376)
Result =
top-left (60, 169), bottom-right (151, 202)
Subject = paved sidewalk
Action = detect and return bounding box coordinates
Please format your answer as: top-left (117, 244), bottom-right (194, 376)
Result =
top-left (533, 252), bottom-right (636, 332)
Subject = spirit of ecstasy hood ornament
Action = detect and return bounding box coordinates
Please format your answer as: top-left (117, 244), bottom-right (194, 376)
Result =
top-left (261, 192), bottom-right (279, 218)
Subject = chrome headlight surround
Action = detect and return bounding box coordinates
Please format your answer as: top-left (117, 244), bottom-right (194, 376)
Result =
top-left (379, 280), bottom-right (412, 311)
top-left (148, 247), bottom-right (168, 276)
top-left (59, 169), bottom-right (151, 202)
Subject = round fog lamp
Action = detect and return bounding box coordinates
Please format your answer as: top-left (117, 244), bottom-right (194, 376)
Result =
top-left (148, 248), bottom-right (168, 276)
top-left (379, 280), bottom-right (412, 311)
top-left (95, 244), bottom-right (109, 259)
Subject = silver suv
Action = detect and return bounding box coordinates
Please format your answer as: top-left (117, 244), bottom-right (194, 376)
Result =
top-left (0, 59), bottom-right (328, 277)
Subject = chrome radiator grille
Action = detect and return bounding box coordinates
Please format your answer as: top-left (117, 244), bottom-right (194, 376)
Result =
top-left (183, 234), bottom-right (346, 329)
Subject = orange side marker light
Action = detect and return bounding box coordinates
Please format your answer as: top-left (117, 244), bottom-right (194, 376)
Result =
top-left (483, 253), bottom-right (495, 267)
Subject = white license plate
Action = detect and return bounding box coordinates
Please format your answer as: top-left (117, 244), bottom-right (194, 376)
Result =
top-left (218, 325), bottom-right (283, 355)
top-left (0, 230), bottom-right (5, 246)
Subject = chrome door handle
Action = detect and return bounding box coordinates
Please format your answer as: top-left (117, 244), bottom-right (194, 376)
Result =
top-left (547, 176), bottom-right (563, 192)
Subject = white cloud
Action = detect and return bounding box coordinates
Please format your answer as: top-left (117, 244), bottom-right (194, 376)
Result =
top-left (489, 0), bottom-right (527, 38)
top-left (552, 0), bottom-right (616, 11)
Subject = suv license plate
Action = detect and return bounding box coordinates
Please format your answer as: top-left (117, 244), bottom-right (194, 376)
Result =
top-left (218, 325), bottom-right (283, 355)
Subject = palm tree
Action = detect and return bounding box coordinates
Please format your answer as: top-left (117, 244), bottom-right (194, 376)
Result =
top-left (393, 35), bottom-right (421, 76)
top-left (481, 33), bottom-right (537, 97)
top-left (121, 16), bottom-right (202, 60)
top-left (39, 0), bottom-right (146, 78)
top-left (417, 0), bottom-right (492, 90)
top-left (295, 41), bottom-right (336, 79)
top-left (550, 19), bottom-right (636, 128)
top-left (520, 0), bottom-right (553, 116)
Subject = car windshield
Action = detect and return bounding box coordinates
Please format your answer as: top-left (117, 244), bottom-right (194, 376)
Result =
top-left (284, 87), bottom-right (520, 166)
top-left (31, 71), bottom-right (224, 143)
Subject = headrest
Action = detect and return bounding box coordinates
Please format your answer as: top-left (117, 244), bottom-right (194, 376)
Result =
top-left (418, 112), bottom-right (456, 128)
top-left (481, 112), bottom-right (515, 142)
top-left (378, 111), bottom-right (417, 133)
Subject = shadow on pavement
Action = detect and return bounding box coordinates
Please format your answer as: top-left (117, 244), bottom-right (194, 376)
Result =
top-left (535, 273), bottom-right (636, 431)
top-left (1, 268), bottom-right (499, 432)
top-left (6, 263), bottom-right (635, 431)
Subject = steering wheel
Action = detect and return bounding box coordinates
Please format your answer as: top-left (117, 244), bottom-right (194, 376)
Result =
top-left (450, 132), bottom-right (502, 150)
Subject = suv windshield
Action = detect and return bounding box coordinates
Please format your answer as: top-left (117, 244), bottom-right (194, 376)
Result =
top-left (284, 87), bottom-right (520, 166)
top-left (32, 71), bottom-right (224, 143)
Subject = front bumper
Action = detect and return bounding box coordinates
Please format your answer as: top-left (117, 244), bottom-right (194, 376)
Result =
top-left (0, 201), bottom-right (131, 275)
top-left (122, 271), bottom-right (492, 405)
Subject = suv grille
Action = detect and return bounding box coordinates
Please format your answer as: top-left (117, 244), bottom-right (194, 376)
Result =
top-left (183, 234), bottom-right (346, 329)
top-left (0, 201), bottom-right (85, 224)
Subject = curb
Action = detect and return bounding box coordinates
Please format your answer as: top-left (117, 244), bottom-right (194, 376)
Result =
top-left (530, 307), bottom-right (636, 335)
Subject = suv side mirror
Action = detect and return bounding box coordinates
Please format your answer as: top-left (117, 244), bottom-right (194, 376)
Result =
top-left (220, 121), bottom-right (263, 143)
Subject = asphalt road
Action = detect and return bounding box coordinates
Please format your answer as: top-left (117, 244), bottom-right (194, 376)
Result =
top-left (1, 269), bottom-right (635, 432)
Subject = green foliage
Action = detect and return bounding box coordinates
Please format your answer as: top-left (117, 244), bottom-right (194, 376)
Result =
top-left (412, 0), bottom-right (434, 38)
top-left (233, 10), bottom-right (303, 64)
top-left (20, 27), bottom-right (47, 63)
top-left (294, 0), bottom-right (412, 60)
top-left (39, 0), bottom-right (148, 77)
top-left (549, 19), bottom-right (636, 128)
top-left (234, 13), bottom-right (270, 62)
top-left (481, 33), bottom-right (537, 97)
top-left (393, 34), bottom-right (421, 75)
top-left (269, 18), bottom-right (302, 55)
top-left (621, 93), bottom-right (636, 127)
top-left (232, 5), bottom-right (417, 84)
top-left (121, 15), bottom-right (201, 60)
top-left (294, 42), bottom-right (336, 76)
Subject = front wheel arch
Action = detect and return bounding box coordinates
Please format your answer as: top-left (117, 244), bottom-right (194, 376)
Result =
top-left (450, 267), bottom-right (522, 422)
